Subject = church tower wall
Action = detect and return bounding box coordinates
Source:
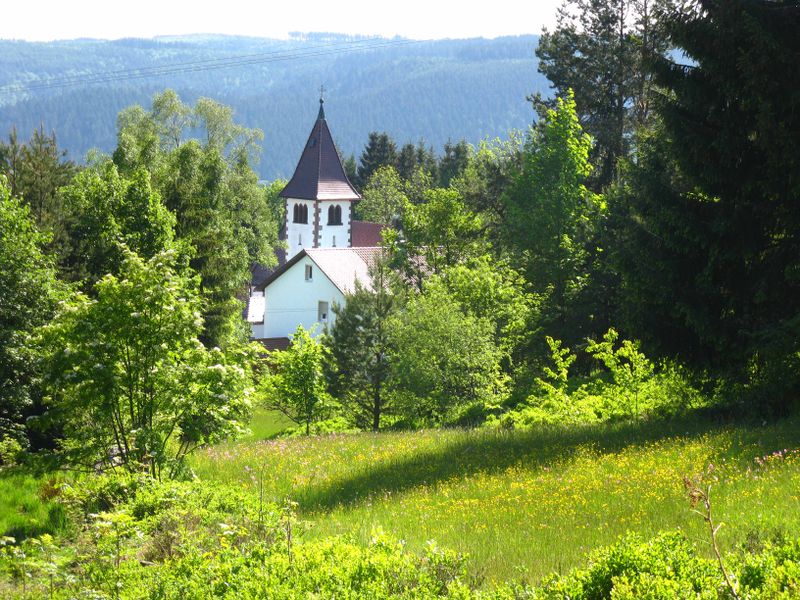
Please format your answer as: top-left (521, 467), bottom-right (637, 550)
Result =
top-left (285, 198), bottom-right (317, 258)
top-left (316, 200), bottom-right (351, 249)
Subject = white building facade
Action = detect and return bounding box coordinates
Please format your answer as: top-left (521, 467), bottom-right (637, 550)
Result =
top-left (246, 98), bottom-right (384, 349)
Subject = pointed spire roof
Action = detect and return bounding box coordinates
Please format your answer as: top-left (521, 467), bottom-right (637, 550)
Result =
top-left (280, 98), bottom-right (360, 201)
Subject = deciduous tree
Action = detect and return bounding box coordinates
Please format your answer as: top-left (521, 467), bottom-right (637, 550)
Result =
top-left (261, 326), bottom-right (330, 435)
top-left (38, 247), bottom-right (254, 477)
top-left (0, 178), bottom-right (61, 456)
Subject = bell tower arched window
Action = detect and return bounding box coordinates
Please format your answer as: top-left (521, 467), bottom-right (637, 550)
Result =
top-left (293, 203), bottom-right (308, 224)
top-left (327, 204), bottom-right (342, 225)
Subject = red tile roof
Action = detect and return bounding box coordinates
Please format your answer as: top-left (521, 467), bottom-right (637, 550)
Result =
top-left (351, 220), bottom-right (385, 247)
top-left (280, 101), bottom-right (361, 202)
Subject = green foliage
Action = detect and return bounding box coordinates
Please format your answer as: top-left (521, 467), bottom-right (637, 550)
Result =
top-left (0, 178), bottom-right (61, 454)
top-left (355, 131), bottom-right (398, 190)
top-left (396, 140), bottom-right (438, 184)
top-left (37, 248), bottom-right (254, 477)
top-left (328, 260), bottom-right (403, 431)
top-left (0, 474), bottom-right (477, 599)
top-left (451, 135), bottom-right (523, 245)
top-left (56, 162), bottom-right (175, 287)
top-left (114, 89), bottom-right (279, 347)
top-left (438, 139), bottom-right (472, 188)
top-left (607, 126), bottom-right (709, 364)
top-left (535, 0), bottom-right (675, 187)
top-left (0, 126), bottom-right (77, 235)
top-left (633, 0), bottom-right (800, 411)
top-left (425, 257), bottom-right (537, 362)
top-left (261, 326), bottom-right (331, 436)
top-left (586, 328), bottom-right (654, 417)
top-left (388, 285), bottom-right (508, 424)
top-left (493, 329), bottom-right (704, 429)
top-left (387, 187), bottom-right (486, 290)
top-left (502, 92), bottom-right (602, 349)
top-left (357, 165), bottom-right (409, 225)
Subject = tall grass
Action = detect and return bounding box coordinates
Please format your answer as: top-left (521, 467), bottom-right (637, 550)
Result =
top-left (0, 472), bottom-right (69, 540)
top-left (191, 414), bottom-right (800, 583)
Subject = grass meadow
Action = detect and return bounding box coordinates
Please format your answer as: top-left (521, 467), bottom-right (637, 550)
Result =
top-left (191, 412), bottom-right (800, 584)
top-left (1, 411), bottom-right (798, 586)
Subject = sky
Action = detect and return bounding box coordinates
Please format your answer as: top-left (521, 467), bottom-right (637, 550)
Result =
top-left (1, 0), bottom-right (560, 41)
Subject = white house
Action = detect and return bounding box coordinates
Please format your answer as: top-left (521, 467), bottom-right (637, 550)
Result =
top-left (246, 97), bottom-right (384, 349)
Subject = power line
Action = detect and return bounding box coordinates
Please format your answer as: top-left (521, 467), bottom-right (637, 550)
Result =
top-left (0, 37), bottom-right (426, 99)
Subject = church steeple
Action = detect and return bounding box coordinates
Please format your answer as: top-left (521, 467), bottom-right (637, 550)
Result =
top-left (280, 94), bottom-right (359, 202)
top-left (281, 95), bottom-right (360, 259)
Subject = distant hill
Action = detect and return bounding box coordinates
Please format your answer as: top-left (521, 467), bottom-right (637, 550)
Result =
top-left (0, 33), bottom-right (546, 180)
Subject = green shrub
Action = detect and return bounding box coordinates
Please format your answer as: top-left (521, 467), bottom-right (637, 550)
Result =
top-left (490, 330), bottom-right (706, 429)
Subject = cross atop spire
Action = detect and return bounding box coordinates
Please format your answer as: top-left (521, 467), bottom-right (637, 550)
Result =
top-left (318, 85), bottom-right (326, 120)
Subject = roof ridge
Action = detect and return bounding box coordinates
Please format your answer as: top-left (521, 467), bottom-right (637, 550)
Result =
top-left (315, 118), bottom-right (322, 199)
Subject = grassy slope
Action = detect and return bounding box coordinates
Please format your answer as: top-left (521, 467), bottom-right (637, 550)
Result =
top-left (191, 414), bottom-right (800, 584)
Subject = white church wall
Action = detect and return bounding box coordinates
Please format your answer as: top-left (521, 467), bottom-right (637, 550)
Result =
top-left (262, 255), bottom-right (345, 339)
top-left (317, 201), bottom-right (351, 248)
top-left (285, 198), bottom-right (316, 259)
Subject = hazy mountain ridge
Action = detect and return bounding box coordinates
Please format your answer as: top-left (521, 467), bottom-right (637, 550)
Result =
top-left (0, 34), bottom-right (545, 179)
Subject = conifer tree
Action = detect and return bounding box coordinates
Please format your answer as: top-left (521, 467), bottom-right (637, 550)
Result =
top-left (356, 132), bottom-right (398, 189)
top-left (328, 259), bottom-right (400, 431)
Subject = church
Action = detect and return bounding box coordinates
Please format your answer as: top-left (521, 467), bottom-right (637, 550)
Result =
top-left (246, 97), bottom-right (384, 349)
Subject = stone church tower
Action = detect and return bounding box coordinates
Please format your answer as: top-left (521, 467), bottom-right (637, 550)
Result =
top-left (280, 97), bottom-right (361, 259)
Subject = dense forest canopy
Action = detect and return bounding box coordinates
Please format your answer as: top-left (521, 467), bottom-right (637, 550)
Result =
top-left (0, 33), bottom-right (545, 179)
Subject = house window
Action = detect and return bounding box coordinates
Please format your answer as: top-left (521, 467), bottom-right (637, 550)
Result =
top-left (293, 203), bottom-right (308, 224)
top-left (318, 301), bottom-right (329, 323)
top-left (327, 204), bottom-right (342, 225)
top-left (305, 265), bottom-right (313, 281)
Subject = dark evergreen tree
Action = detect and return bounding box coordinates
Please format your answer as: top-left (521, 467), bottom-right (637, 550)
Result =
top-left (327, 259), bottom-right (401, 431)
top-left (396, 143), bottom-right (417, 181)
top-left (343, 154), bottom-right (358, 188)
top-left (18, 127), bottom-right (76, 227)
top-left (535, 0), bottom-right (676, 188)
top-left (620, 0), bottom-right (800, 408)
top-left (356, 132), bottom-right (397, 189)
top-left (438, 139), bottom-right (471, 188)
top-left (0, 126), bottom-right (76, 233)
top-left (0, 128), bottom-right (22, 197)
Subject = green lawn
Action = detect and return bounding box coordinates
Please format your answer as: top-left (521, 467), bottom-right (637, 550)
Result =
top-left (242, 407), bottom-right (294, 441)
top-left (191, 414), bottom-right (800, 584)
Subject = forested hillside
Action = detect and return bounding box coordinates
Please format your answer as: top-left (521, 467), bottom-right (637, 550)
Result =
top-left (0, 33), bottom-right (544, 179)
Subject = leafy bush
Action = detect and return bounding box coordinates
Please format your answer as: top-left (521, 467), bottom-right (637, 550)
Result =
top-left (0, 475), bottom-right (477, 599)
top-left (388, 285), bottom-right (509, 425)
top-left (491, 329), bottom-right (705, 429)
top-left (534, 531), bottom-right (800, 599)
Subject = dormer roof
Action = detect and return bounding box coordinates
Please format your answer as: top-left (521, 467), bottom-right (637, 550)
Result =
top-left (280, 99), bottom-right (361, 202)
